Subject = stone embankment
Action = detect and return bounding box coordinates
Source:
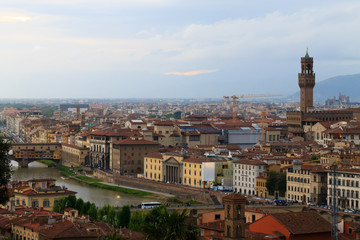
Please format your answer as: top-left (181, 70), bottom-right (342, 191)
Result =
top-left (94, 169), bottom-right (224, 204)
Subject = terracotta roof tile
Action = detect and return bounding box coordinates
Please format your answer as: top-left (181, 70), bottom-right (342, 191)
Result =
top-left (270, 212), bottom-right (331, 235)
top-left (112, 139), bottom-right (159, 145)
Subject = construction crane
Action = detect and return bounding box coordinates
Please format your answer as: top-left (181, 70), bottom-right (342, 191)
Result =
top-left (223, 94), bottom-right (282, 121)
top-left (261, 110), bottom-right (275, 142)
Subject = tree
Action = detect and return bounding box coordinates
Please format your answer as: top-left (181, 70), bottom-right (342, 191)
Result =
top-left (75, 198), bottom-right (84, 214)
top-left (41, 107), bottom-right (55, 118)
top-left (129, 211), bottom-right (146, 232)
top-left (142, 205), bottom-right (199, 240)
top-left (81, 201), bottom-right (91, 215)
top-left (99, 204), bottom-right (112, 222)
top-left (88, 204), bottom-right (98, 221)
top-left (107, 207), bottom-right (116, 226)
top-left (266, 171), bottom-right (287, 197)
top-left (277, 173), bottom-right (287, 197)
top-left (310, 155), bottom-right (320, 163)
top-left (117, 205), bottom-right (131, 228)
top-left (266, 171), bottom-right (278, 196)
top-left (0, 138), bottom-right (11, 205)
top-left (65, 195), bottom-right (77, 209)
top-left (53, 198), bottom-right (66, 213)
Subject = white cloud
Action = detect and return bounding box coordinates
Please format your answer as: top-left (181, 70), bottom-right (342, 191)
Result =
top-left (0, 16), bottom-right (32, 22)
top-left (165, 69), bottom-right (217, 76)
top-left (1, 1), bottom-right (360, 97)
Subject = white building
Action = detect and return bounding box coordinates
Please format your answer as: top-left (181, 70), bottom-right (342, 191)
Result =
top-left (233, 159), bottom-right (267, 196)
top-left (328, 169), bottom-right (360, 210)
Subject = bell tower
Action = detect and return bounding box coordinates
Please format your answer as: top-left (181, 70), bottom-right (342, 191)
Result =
top-left (223, 193), bottom-right (246, 240)
top-left (298, 49), bottom-right (315, 113)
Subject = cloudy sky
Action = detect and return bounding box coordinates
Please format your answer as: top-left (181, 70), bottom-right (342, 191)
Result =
top-left (1, 0), bottom-right (360, 98)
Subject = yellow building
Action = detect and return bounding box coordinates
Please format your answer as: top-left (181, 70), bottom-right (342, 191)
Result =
top-left (144, 153), bottom-right (184, 183)
top-left (144, 153), bottom-right (233, 188)
top-left (12, 220), bottom-right (41, 240)
top-left (9, 179), bottom-right (76, 211)
top-left (62, 143), bottom-right (89, 167)
top-left (144, 153), bottom-right (164, 181)
top-left (286, 164), bottom-right (327, 204)
top-left (213, 159), bottom-right (233, 186)
top-left (256, 176), bottom-right (268, 198)
top-left (183, 158), bottom-right (205, 188)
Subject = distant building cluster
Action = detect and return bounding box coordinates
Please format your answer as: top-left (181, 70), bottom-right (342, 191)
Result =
top-left (326, 93), bottom-right (350, 106)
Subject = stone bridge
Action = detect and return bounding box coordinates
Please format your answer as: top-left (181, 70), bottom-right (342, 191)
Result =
top-left (9, 143), bottom-right (61, 168)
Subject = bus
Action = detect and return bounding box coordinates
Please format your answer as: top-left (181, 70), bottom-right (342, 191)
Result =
top-left (141, 202), bottom-right (161, 209)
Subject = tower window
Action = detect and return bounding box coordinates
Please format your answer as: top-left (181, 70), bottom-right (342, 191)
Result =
top-left (306, 64), bottom-right (312, 74)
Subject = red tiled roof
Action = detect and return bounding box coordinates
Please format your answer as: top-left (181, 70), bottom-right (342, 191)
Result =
top-left (199, 220), bottom-right (224, 232)
top-left (145, 153), bottom-right (163, 159)
top-left (0, 208), bottom-right (10, 214)
top-left (16, 189), bottom-right (77, 196)
top-left (233, 159), bottom-right (267, 165)
top-left (27, 178), bottom-right (56, 182)
top-left (270, 212), bottom-right (331, 234)
top-left (62, 143), bottom-right (88, 150)
top-left (154, 121), bottom-right (173, 126)
top-left (112, 139), bottom-right (159, 145)
top-left (183, 157), bottom-right (213, 163)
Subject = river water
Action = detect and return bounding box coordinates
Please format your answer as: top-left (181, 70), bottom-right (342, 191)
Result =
top-left (11, 161), bottom-right (160, 207)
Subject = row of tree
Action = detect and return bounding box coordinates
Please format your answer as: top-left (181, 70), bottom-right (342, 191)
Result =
top-left (53, 195), bottom-right (130, 228)
top-left (53, 196), bottom-right (199, 240)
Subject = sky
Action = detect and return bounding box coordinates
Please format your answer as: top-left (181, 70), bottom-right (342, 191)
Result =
top-left (1, 0), bottom-right (360, 98)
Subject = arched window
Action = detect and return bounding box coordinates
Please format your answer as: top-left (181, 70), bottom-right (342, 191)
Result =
top-left (237, 205), bottom-right (241, 217)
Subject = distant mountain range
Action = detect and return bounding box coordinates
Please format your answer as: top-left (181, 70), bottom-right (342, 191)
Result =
top-left (288, 73), bottom-right (360, 103)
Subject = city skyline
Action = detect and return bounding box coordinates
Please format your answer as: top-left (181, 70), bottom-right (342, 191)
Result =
top-left (1, 1), bottom-right (360, 98)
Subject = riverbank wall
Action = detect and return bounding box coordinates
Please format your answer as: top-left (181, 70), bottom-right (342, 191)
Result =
top-left (94, 169), bottom-right (224, 204)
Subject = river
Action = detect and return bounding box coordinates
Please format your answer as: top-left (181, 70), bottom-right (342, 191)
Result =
top-left (11, 161), bottom-right (161, 207)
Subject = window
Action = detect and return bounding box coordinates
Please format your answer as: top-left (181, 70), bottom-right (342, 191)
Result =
top-left (43, 199), bottom-right (50, 207)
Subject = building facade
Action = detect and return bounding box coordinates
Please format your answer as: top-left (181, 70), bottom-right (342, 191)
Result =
top-left (233, 159), bottom-right (267, 196)
top-left (286, 165), bottom-right (327, 204)
top-left (110, 138), bottom-right (159, 175)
